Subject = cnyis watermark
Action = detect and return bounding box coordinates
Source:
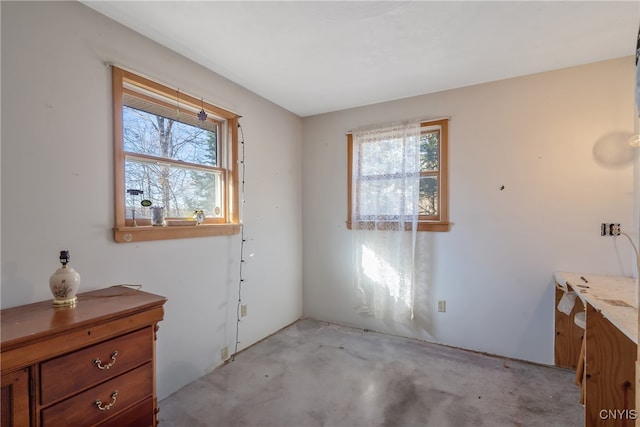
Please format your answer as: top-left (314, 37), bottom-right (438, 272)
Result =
top-left (599, 409), bottom-right (638, 420)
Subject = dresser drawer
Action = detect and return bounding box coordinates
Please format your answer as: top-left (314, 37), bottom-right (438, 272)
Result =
top-left (41, 362), bottom-right (153, 427)
top-left (96, 396), bottom-right (153, 427)
top-left (40, 327), bottom-right (152, 405)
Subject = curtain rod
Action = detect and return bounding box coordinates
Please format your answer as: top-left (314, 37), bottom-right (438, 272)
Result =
top-left (345, 116), bottom-right (451, 135)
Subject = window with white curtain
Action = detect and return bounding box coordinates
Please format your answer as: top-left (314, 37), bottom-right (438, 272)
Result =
top-left (347, 118), bottom-right (450, 232)
top-left (347, 119), bottom-right (449, 321)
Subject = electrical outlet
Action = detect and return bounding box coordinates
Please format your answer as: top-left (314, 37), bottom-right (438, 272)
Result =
top-left (438, 300), bottom-right (446, 312)
top-left (241, 304), bottom-right (248, 317)
top-left (601, 223), bottom-right (621, 236)
top-left (221, 346), bottom-right (229, 361)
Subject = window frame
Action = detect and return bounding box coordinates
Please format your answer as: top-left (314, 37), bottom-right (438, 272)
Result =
top-left (112, 66), bottom-right (241, 243)
top-left (347, 118), bottom-right (450, 232)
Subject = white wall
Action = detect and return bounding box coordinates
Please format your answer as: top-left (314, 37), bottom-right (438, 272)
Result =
top-left (1, 1), bottom-right (303, 399)
top-left (302, 57), bottom-right (637, 365)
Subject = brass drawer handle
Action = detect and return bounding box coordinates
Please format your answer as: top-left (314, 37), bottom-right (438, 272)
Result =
top-left (95, 391), bottom-right (118, 411)
top-left (93, 351), bottom-right (118, 370)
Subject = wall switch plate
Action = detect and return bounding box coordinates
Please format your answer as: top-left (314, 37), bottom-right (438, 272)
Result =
top-left (438, 300), bottom-right (446, 312)
top-left (241, 304), bottom-right (248, 317)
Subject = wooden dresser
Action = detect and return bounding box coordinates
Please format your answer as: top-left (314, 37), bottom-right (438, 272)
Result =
top-left (1, 286), bottom-right (166, 427)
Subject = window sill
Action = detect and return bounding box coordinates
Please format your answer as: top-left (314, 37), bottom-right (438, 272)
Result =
top-left (346, 221), bottom-right (451, 232)
top-left (114, 223), bottom-right (241, 243)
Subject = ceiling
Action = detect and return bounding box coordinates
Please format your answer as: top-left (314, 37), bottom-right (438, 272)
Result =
top-left (83, 1), bottom-right (639, 117)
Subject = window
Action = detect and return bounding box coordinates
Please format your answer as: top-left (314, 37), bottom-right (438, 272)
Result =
top-left (112, 67), bottom-right (240, 242)
top-left (347, 118), bottom-right (450, 232)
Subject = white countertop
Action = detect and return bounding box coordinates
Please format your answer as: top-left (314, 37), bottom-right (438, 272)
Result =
top-left (555, 271), bottom-right (638, 344)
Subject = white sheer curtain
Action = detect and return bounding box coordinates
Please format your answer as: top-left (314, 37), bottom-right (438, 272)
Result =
top-left (351, 120), bottom-right (421, 321)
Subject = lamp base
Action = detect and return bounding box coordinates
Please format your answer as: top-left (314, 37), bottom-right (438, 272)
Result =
top-left (52, 296), bottom-right (78, 307)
